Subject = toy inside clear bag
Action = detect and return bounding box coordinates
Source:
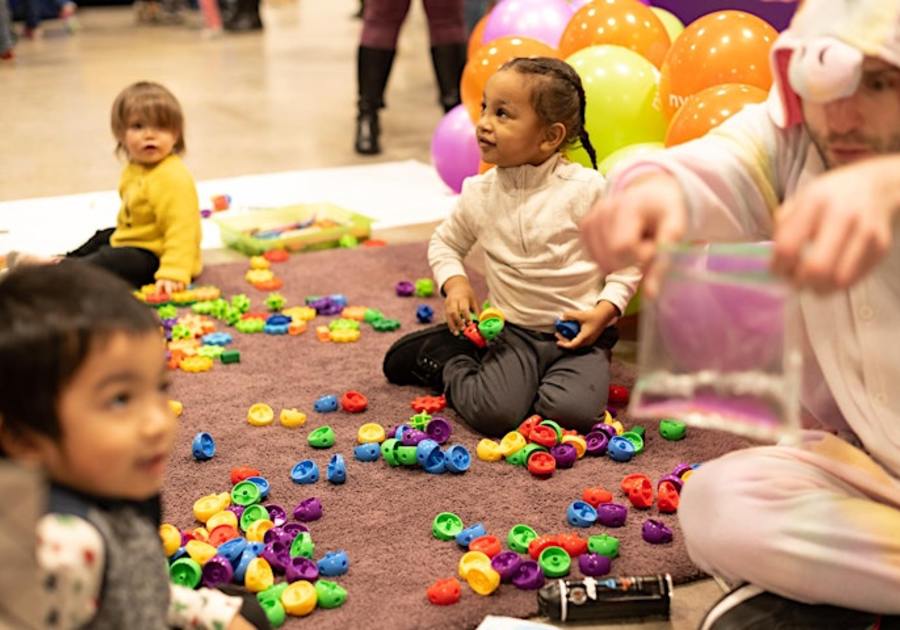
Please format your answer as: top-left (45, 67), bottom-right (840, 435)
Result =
top-left (629, 243), bottom-right (803, 442)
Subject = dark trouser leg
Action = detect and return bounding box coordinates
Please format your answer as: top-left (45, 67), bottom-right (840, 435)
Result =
top-left (423, 0), bottom-right (466, 112)
top-left (223, 0), bottom-right (262, 32)
top-left (66, 228), bottom-right (117, 258)
top-left (355, 45), bottom-right (396, 155)
top-left (69, 245), bottom-right (159, 288)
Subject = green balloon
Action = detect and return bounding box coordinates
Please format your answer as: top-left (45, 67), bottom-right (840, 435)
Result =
top-left (597, 142), bottom-right (665, 177)
top-left (650, 7), bottom-right (684, 44)
top-left (564, 45), bottom-right (668, 166)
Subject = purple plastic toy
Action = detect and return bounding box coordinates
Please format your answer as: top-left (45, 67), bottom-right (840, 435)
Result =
top-left (266, 504), bottom-right (287, 527)
top-left (657, 474), bottom-right (684, 493)
top-left (201, 556), bottom-right (234, 588)
top-left (425, 417), bottom-right (452, 444)
top-left (227, 504), bottom-right (245, 519)
top-left (511, 560), bottom-right (545, 590)
top-left (672, 463), bottom-right (694, 479)
top-left (401, 429), bottom-right (429, 446)
top-left (395, 281), bottom-right (415, 297)
top-left (263, 527), bottom-right (295, 546)
top-left (606, 407), bottom-right (618, 418)
top-left (585, 432), bottom-right (609, 456)
top-left (282, 523), bottom-right (310, 539)
top-left (596, 503), bottom-right (628, 528)
top-left (592, 423), bottom-right (618, 440)
top-left (642, 520), bottom-right (674, 544)
top-left (285, 557), bottom-right (319, 583)
top-left (578, 553), bottom-right (611, 577)
top-left (260, 541), bottom-right (291, 574)
top-left (550, 443), bottom-right (577, 468)
top-left (491, 551), bottom-right (523, 582)
top-left (309, 297), bottom-right (342, 316)
top-left (293, 498), bottom-right (323, 522)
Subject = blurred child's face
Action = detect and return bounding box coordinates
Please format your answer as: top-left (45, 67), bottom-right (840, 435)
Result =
top-left (33, 331), bottom-right (176, 500)
top-left (477, 70), bottom-right (560, 168)
top-left (803, 57), bottom-right (900, 169)
top-left (123, 115), bottom-right (177, 167)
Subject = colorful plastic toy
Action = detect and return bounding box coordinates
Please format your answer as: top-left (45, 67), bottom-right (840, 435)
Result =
top-left (283, 306), bottom-right (316, 322)
top-left (462, 321), bottom-right (487, 348)
top-left (555, 532), bottom-right (588, 558)
top-left (511, 560), bottom-right (545, 590)
top-left (414, 278), bottom-right (435, 297)
top-left (315, 326), bottom-right (332, 342)
top-left (208, 523), bottom-right (240, 547)
top-left (578, 553), bottom-right (611, 577)
top-left (246, 519), bottom-right (275, 543)
top-left (416, 304), bottom-right (434, 323)
top-left (292, 497), bottom-right (323, 522)
top-left (499, 431), bottom-right (527, 456)
top-left (427, 577), bottom-right (461, 605)
top-left (317, 550), bottom-right (349, 577)
top-left (314, 395), bottom-right (338, 413)
top-left (469, 535), bottom-right (501, 558)
top-left (455, 523), bottom-right (487, 548)
top-left (408, 411), bottom-right (432, 431)
top-left (220, 349), bottom-right (241, 364)
top-left (467, 565), bottom-right (501, 596)
top-left (326, 454), bottom-right (346, 484)
top-left (550, 443), bottom-right (578, 468)
top-left (170, 557), bottom-right (202, 588)
top-left (539, 546), bottom-right (571, 578)
top-left (529, 424), bottom-right (558, 448)
top-left (411, 394), bottom-right (446, 414)
top-left (432, 512), bottom-right (464, 541)
top-left (567, 501), bottom-right (599, 528)
top-left (256, 584), bottom-right (287, 627)
top-left (308, 426), bottom-right (335, 449)
top-left (247, 403), bottom-right (274, 427)
top-left (263, 249), bottom-right (289, 263)
top-left (281, 580), bottom-right (317, 616)
top-left (186, 539), bottom-right (218, 565)
top-left (660, 418), bottom-right (687, 441)
top-left (353, 443), bottom-right (381, 461)
top-left (587, 534), bottom-right (620, 558)
top-left (491, 551), bottom-right (523, 583)
top-left (331, 328), bottom-right (361, 343)
top-left (285, 557), bottom-right (318, 584)
top-left (290, 460), bottom-right (319, 484)
top-left (585, 431), bottom-right (609, 457)
top-left (608, 436), bottom-right (636, 462)
top-left (265, 293), bottom-right (286, 311)
top-left (240, 503), bottom-right (269, 530)
top-left (231, 466), bottom-right (260, 485)
top-left (201, 555), bottom-right (235, 589)
top-left (168, 400), bottom-right (184, 418)
top-left (527, 451), bottom-right (556, 477)
top-left (642, 519), bottom-right (673, 544)
top-left (180, 355), bottom-right (214, 373)
top-left (371, 317), bottom-right (401, 332)
top-left (340, 390), bottom-right (368, 413)
top-left (380, 438), bottom-right (400, 466)
top-left (444, 445), bottom-right (471, 473)
top-left (289, 532), bottom-right (315, 560)
top-left (560, 434), bottom-right (587, 458)
top-left (245, 557), bottom-right (275, 592)
top-left (341, 306), bottom-right (368, 321)
top-left (395, 280), bottom-right (415, 296)
top-left (608, 384), bottom-right (630, 406)
top-left (192, 432), bottom-right (216, 460)
top-left (458, 550), bottom-right (492, 580)
top-left (357, 422), bottom-right (386, 443)
top-left (554, 319), bottom-right (581, 340)
top-left (582, 486), bottom-right (613, 508)
top-left (279, 408), bottom-right (306, 428)
top-left (623, 474), bottom-right (654, 509)
top-left (426, 416), bottom-right (451, 444)
top-left (657, 481), bottom-right (680, 514)
top-left (621, 431), bottom-right (645, 454)
top-left (202, 332), bottom-right (232, 347)
top-left (159, 523), bottom-right (182, 556)
top-left (596, 503), bottom-right (628, 527)
top-left (528, 535), bottom-right (560, 561)
top-left (475, 439), bottom-right (502, 462)
top-left (231, 480), bottom-right (262, 506)
top-left (314, 580), bottom-right (347, 609)
top-left (477, 317), bottom-right (504, 342)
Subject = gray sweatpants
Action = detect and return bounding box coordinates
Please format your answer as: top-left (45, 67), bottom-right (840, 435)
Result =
top-left (443, 323), bottom-right (616, 437)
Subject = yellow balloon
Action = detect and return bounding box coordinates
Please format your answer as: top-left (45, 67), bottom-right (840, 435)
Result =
top-left (650, 7), bottom-right (684, 43)
top-left (597, 142), bottom-right (664, 176)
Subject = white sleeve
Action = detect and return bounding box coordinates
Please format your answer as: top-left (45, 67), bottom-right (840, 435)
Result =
top-left (36, 513), bottom-right (105, 629)
top-left (428, 183), bottom-right (480, 292)
top-left (598, 265), bottom-right (643, 315)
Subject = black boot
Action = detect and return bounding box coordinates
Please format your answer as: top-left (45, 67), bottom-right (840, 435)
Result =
top-left (383, 324), bottom-right (481, 392)
top-left (355, 46), bottom-right (395, 155)
top-left (430, 42), bottom-right (466, 112)
top-left (224, 0), bottom-right (261, 32)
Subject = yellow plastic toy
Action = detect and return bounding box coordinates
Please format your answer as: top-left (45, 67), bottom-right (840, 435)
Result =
top-left (340, 306), bottom-right (368, 321)
top-left (357, 422), bottom-right (386, 444)
top-left (681, 469), bottom-right (693, 482)
top-left (499, 431), bottom-right (527, 456)
top-left (466, 566), bottom-right (501, 596)
top-left (330, 328), bottom-right (361, 343)
top-left (249, 256), bottom-right (271, 270)
top-left (245, 269), bottom-right (274, 284)
top-left (180, 355), bottom-right (213, 373)
top-left (159, 523), bottom-right (181, 557)
top-left (168, 339), bottom-right (200, 355)
top-left (288, 321), bottom-right (307, 336)
top-left (190, 527), bottom-right (210, 543)
top-left (280, 408), bottom-right (307, 428)
top-left (171, 290), bottom-right (197, 304)
top-left (186, 540), bottom-right (217, 565)
top-left (281, 580), bottom-right (317, 616)
top-left (479, 307), bottom-right (505, 322)
top-left (168, 400), bottom-right (183, 417)
top-left (246, 519), bottom-right (275, 543)
top-left (245, 557), bottom-right (274, 593)
top-left (316, 326), bottom-right (331, 342)
top-left (606, 419), bottom-right (625, 435)
top-left (247, 403), bottom-right (275, 427)
top-left (206, 510), bottom-right (239, 531)
top-left (193, 286), bottom-right (222, 301)
top-left (458, 550), bottom-right (492, 580)
top-left (283, 306), bottom-right (316, 322)
top-left (193, 493), bottom-right (230, 523)
top-left (561, 434), bottom-right (587, 458)
top-left (476, 438), bottom-right (503, 462)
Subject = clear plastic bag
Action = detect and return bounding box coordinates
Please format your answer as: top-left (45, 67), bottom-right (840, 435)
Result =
top-left (629, 243), bottom-right (803, 442)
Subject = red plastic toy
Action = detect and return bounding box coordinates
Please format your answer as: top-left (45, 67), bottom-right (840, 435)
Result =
top-left (608, 384), bottom-right (630, 406)
top-left (622, 474), bottom-right (654, 509)
top-left (528, 534), bottom-right (561, 561)
top-left (528, 425), bottom-right (558, 448)
top-left (254, 278), bottom-right (284, 291)
top-left (462, 322), bottom-right (487, 348)
top-left (620, 473), bottom-right (651, 493)
top-left (556, 533), bottom-right (588, 557)
top-left (582, 487), bottom-right (613, 507)
top-left (340, 390), bottom-right (368, 413)
top-left (146, 292), bottom-right (170, 305)
top-left (657, 480), bottom-right (680, 514)
top-left (263, 249), bottom-right (289, 263)
top-left (363, 239), bottom-right (388, 247)
top-left (518, 415), bottom-right (541, 437)
top-left (411, 395), bottom-right (446, 414)
top-left (208, 524), bottom-right (240, 546)
top-left (427, 577), bottom-right (461, 605)
top-left (242, 312), bottom-right (268, 321)
top-left (527, 451), bottom-right (556, 477)
top-left (231, 466), bottom-right (261, 485)
top-left (469, 535), bottom-right (501, 558)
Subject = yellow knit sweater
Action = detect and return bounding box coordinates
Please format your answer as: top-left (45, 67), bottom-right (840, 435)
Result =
top-left (110, 154), bottom-right (202, 285)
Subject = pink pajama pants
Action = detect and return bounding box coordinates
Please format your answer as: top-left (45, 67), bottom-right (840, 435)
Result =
top-left (679, 431), bottom-right (900, 613)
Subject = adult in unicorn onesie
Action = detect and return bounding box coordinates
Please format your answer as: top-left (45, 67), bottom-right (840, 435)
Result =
top-left (580, 0), bottom-right (900, 628)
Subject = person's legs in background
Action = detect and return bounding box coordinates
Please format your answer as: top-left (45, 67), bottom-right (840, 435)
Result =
top-left (20, 0), bottom-right (42, 39)
top-left (423, 0), bottom-right (466, 112)
top-left (463, 0), bottom-right (489, 35)
top-left (0, 0), bottom-right (15, 59)
top-left (354, 0), bottom-right (410, 155)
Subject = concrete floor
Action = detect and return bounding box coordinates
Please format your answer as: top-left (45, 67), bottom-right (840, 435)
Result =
top-left (0, 2), bottom-right (725, 627)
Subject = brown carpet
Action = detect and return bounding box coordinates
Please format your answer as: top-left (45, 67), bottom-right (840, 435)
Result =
top-left (164, 242), bottom-right (749, 629)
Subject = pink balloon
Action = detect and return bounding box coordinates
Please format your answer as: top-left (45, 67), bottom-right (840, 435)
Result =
top-left (570, 0), bottom-right (649, 8)
top-left (482, 0), bottom-right (575, 49)
top-left (431, 105), bottom-right (481, 194)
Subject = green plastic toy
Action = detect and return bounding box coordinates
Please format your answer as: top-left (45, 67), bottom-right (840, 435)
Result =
top-left (587, 534), bottom-right (620, 558)
top-left (414, 278), bottom-right (435, 297)
top-left (290, 532), bottom-right (315, 559)
top-left (240, 504), bottom-right (269, 531)
top-left (315, 580), bottom-right (348, 609)
top-left (372, 318), bottom-right (401, 332)
top-left (396, 445), bottom-right (418, 466)
top-left (660, 419), bottom-right (687, 441)
top-left (223, 306), bottom-right (242, 326)
top-left (231, 294), bottom-right (251, 313)
top-left (265, 292), bottom-right (286, 312)
top-left (539, 419), bottom-right (564, 441)
top-left (235, 319), bottom-right (264, 334)
top-left (507, 524), bottom-right (538, 553)
top-left (363, 308), bottom-right (384, 324)
top-left (197, 345), bottom-right (224, 359)
top-left (477, 317), bottom-right (504, 342)
top-left (380, 438), bottom-right (400, 466)
top-left (231, 480), bottom-right (261, 506)
top-left (257, 584), bottom-right (288, 628)
top-left (505, 446), bottom-right (528, 467)
top-left (171, 324), bottom-right (192, 340)
top-left (621, 431), bottom-right (645, 454)
top-left (157, 304), bottom-right (178, 320)
top-left (220, 349), bottom-right (241, 364)
top-left (308, 426), bottom-right (336, 449)
top-left (432, 512), bottom-right (464, 541)
top-left (191, 300), bottom-right (215, 315)
top-left (169, 557), bottom-right (202, 589)
top-left (519, 444), bottom-right (547, 464)
top-left (329, 318), bottom-right (360, 331)
top-left (631, 425), bottom-right (646, 439)
top-left (338, 234), bottom-right (359, 248)
top-left (408, 411), bottom-right (431, 431)
top-left (539, 546), bottom-right (571, 578)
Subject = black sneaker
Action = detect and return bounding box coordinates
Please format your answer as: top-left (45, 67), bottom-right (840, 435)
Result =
top-left (700, 584), bottom-right (886, 630)
top-left (382, 324), bottom-right (479, 392)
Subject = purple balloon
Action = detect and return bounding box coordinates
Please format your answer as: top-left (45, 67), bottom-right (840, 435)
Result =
top-left (649, 0), bottom-right (797, 31)
top-left (482, 0), bottom-right (574, 48)
top-left (431, 105), bottom-right (480, 194)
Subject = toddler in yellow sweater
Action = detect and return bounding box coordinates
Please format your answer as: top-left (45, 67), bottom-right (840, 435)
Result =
top-left (5, 82), bottom-right (201, 294)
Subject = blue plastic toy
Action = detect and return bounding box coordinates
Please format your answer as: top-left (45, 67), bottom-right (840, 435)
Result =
top-left (416, 304), bottom-right (434, 324)
top-left (192, 432), bottom-right (215, 460)
top-left (314, 395), bottom-right (339, 413)
top-left (218, 537), bottom-right (248, 568)
top-left (202, 332), bottom-right (232, 346)
top-left (567, 500), bottom-right (599, 528)
top-left (422, 449), bottom-right (447, 474)
top-left (264, 323), bottom-right (289, 335)
top-left (455, 523), bottom-right (487, 548)
top-left (329, 294), bottom-right (348, 308)
top-left (415, 439), bottom-right (441, 467)
top-left (290, 460), bottom-right (320, 484)
top-left (326, 454), bottom-right (346, 484)
top-left (266, 314), bottom-right (292, 326)
top-left (608, 436), bottom-right (636, 462)
top-left (317, 550), bottom-right (349, 577)
top-left (246, 476), bottom-right (270, 500)
top-left (353, 443), bottom-right (381, 462)
top-left (234, 542), bottom-right (265, 583)
top-left (444, 445), bottom-right (472, 474)
top-left (554, 319), bottom-right (581, 340)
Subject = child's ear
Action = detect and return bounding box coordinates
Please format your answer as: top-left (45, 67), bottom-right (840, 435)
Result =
top-left (0, 419), bottom-right (49, 463)
top-left (541, 122), bottom-right (568, 153)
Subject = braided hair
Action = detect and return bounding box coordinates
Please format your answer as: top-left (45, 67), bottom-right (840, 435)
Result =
top-left (499, 57), bottom-right (598, 170)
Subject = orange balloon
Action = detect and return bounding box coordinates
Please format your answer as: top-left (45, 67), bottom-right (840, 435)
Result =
top-left (659, 10), bottom-right (777, 119)
top-left (460, 36), bottom-right (560, 123)
top-left (468, 12), bottom-right (491, 60)
top-left (665, 83), bottom-right (768, 147)
top-left (478, 160), bottom-right (495, 174)
top-left (559, 0), bottom-right (671, 68)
